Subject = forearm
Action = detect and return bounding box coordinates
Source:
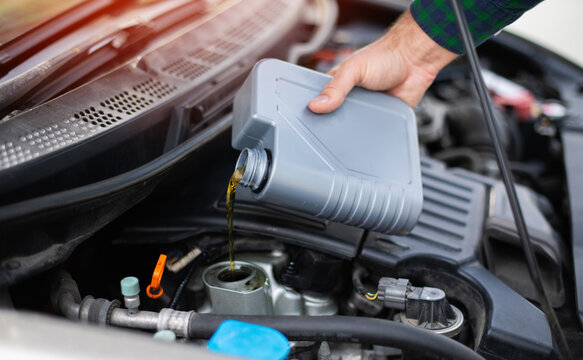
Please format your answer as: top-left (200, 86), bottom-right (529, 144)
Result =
top-left (383, 10), bottom-right (457, 84)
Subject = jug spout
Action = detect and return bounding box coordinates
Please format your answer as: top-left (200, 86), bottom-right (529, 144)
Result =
top-left (236, 147), bottom-right (269, 192)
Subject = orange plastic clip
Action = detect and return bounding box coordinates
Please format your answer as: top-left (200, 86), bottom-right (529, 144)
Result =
top-left (146, 254), bottom-right (167, 299)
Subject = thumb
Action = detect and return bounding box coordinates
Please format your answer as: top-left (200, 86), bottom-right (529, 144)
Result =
top-left (308, 64), bottom-right (360, 114)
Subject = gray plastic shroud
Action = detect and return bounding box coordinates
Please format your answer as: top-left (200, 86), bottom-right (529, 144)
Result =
top-left (232, 59), bottom-right (423, 234)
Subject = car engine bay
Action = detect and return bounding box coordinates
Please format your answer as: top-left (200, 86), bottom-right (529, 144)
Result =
top-left (1, 0), bottom-right (583, 359)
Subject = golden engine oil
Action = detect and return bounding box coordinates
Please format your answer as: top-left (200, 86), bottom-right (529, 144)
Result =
top-left (226, 165), bottom-right (245, 272)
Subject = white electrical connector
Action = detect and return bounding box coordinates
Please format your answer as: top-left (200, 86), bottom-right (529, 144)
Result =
top-left (166, 247), bottom-right (201, 273)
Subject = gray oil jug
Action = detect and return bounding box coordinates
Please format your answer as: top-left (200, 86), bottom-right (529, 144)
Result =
top-left (231, 59), bottom-right (422, 234)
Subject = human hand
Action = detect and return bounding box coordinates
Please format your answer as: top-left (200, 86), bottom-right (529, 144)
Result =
top-left (308, 10), bottom-right (458, 112)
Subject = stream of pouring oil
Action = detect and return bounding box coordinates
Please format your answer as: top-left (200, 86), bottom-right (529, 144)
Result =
top-left (226, 166), bottom-right (245, 273)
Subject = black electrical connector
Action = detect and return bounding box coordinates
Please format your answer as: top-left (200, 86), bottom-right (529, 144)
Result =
top-left (447, 1), bottom-right (572, 359)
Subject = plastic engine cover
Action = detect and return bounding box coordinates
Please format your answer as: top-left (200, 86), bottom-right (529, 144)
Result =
top-left (232, 59), bottom-right (423, 234)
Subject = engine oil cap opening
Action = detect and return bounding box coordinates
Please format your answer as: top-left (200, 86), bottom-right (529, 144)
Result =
top-left (203, 261), bottom-right (267, 292)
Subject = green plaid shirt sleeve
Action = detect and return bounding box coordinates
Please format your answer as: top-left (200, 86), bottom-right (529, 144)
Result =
top-left (410, 0), bottom-right (543, 54)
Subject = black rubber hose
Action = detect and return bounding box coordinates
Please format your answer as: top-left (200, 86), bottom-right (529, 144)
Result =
top-left (351, 265), bottom-right (369, 296)
top-left (168, 254), bottom-right (206, 309)
top-left (189, 314), bottom-right (484, 360)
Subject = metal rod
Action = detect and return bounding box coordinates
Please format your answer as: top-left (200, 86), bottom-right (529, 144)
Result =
top-left (447, 1), bottom-right (572, 358)
top-left (109, 309), bottom-right (159, 330)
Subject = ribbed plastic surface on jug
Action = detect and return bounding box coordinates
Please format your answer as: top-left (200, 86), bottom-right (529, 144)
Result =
top-left (232, 59), bottom-right (423, 234)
